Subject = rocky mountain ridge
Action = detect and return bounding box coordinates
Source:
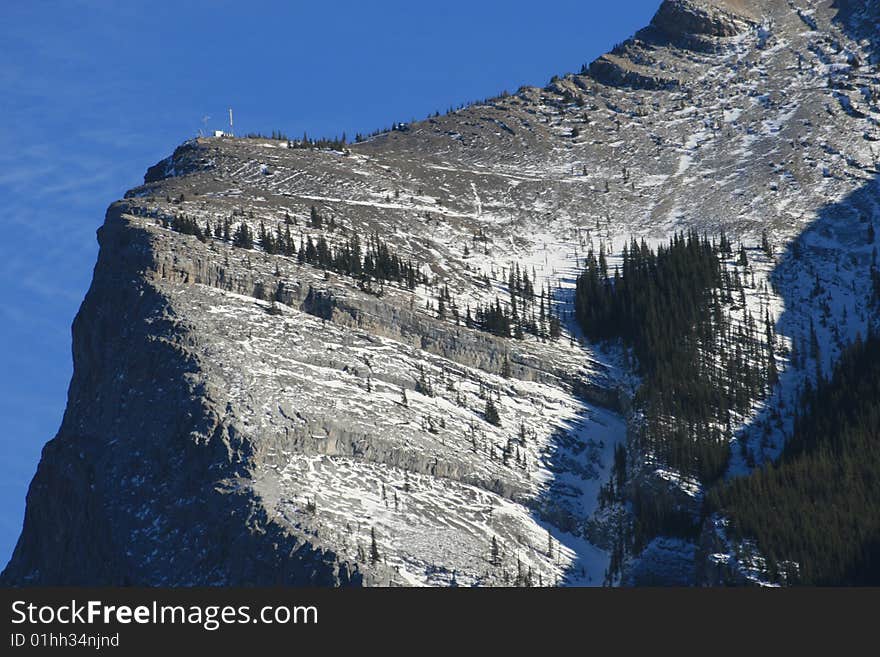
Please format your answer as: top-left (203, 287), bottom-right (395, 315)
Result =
top-left (4, 0), bottom-right (880, 586)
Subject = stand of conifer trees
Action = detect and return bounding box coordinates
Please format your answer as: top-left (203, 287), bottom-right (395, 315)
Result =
top-left (574, 230), bottom-right (775, 484)
top-left (163, 213), bottom-right (425, 291)
top-left (708, 331), bottom-right (880, 585)
top-left (468, 266), bottom-right (561, 341)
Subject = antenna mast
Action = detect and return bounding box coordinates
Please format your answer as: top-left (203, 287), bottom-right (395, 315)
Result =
top-left (228, 107), bottom-right (234, 136)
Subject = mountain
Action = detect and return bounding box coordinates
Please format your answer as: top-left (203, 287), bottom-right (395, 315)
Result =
top-left (4, 0), bottom-right (879, 586)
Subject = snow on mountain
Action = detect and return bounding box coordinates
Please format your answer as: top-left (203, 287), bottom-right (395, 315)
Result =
top-left (4, 0), bottom-right (880, 586)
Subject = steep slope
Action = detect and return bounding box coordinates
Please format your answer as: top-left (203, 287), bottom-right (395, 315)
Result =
top-left (4, 0), bottom-right (880, 586)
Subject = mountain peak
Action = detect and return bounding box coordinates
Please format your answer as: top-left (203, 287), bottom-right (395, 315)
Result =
top-left (649, 0), bottom-right (757, 39)
top-left (4, 0), bottom-right (880, 588)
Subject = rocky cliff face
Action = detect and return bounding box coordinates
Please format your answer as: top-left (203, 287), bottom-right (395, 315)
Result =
top-left (4, 0), bottom-right (880, 586)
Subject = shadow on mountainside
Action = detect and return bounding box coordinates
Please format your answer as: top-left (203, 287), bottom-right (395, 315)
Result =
top-left (536, 0), bottom-right (880, 586)
top-left (730, 0), bottom-right (880, 469)
top-left (522, 246), bottom-right (632, 586)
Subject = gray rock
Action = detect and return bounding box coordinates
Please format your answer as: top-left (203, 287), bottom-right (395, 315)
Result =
top-left (5, 0), bottom-right (880, 586)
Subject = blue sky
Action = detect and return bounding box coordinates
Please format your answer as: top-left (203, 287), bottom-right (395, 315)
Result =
top-left (0, 0), bottom-right (661, 567)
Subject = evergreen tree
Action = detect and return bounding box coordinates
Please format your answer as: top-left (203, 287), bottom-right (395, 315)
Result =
top-left (761, 229), bottom-right (773, 257)
top-left (490, 537), bottom-right (501, 567)
top-left (310, 205), bottom-right (323, 229)
top-left (485, 398), bottom-right (501, 426)
top-left (232, 222), bottom-right (253, 249)
top-left (548, 313), bottom-right (561, 340)
top-left (370, 527), bottom-right (381, 565)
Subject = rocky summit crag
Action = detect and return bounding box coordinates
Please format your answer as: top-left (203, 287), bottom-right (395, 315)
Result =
top-left (4, 0), bottom-right (880, 586)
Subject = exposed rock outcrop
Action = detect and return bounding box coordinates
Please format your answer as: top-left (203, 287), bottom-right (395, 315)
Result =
top-left (5, 0), bottom-right (880, 587)
top-left (651, 0), bottom-right (755, 39)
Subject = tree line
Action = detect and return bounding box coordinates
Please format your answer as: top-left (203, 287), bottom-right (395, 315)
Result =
top-left (161, 211), bottom-right (426, 291)
top-left (708, 330), bottom-right (880, 585)
top-left (574, 230), bottom-right (777, 485)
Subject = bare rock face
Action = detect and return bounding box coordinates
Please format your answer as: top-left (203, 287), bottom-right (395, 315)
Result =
top-left (650, 0), bottom-right (756, 39)
top-left (4, 0), bottom-right (880, 586)
top-left (144, 141), bottom-right (214, 184)
top-left (2, 213), bottom-right (363, 586)
top-left (588, 53), bottom-right (681, 90)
